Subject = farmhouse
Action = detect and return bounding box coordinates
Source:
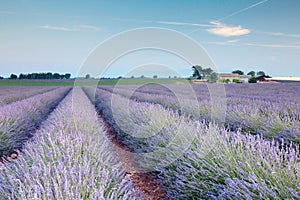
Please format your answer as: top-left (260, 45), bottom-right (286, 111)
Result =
top-left (218, 73), bottom-right (240, 83)
top-left (256, 75), bottom-right (272, 82)
top-left (218, 73), bottom-right (251, 83)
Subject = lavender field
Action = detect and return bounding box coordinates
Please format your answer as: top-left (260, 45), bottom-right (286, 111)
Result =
top-left (0, 83), bottom-right (299, 199)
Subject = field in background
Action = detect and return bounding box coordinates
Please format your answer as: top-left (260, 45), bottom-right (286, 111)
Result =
top-left (0, 78), bottom-right (190, 86)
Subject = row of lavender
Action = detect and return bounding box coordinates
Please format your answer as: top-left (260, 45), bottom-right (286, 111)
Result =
top-left (99, 83), bottom-right (300, 144)
top-left (87, 87), bottom-right (300, 199)
top-left (0, 86), bottom-right (58, 106)
top-left (0, 87), bottom-right (71, 156)
top-left (0, 88), bottom-right (139, 199)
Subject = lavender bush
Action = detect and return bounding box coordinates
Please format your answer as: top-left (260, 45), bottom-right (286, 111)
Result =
top-left (0, 87), bottom-right (71, 156)
top-left (0, 86), bottom-right (57, 106)
top-left (0, 87), bottom-right (139, 199)
top-left (91, 87), bottom-right (300, 199)
top-left (99, 83), bottom-right (300, 144)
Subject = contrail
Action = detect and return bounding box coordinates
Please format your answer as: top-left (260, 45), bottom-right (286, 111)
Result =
top-left (218, 0), bottom-right (269, 21)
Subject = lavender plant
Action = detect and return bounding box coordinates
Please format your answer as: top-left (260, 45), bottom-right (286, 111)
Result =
top-left (0, 87), bottom-right (71, 156)
top-left (99, 83), bottom-right (300, 144)
top-left (91, 87), bottom-right (300, 199)
top-left (0, 87), bottom-right (139, 199)
top-left (0, 86), bottom-right (58, 106)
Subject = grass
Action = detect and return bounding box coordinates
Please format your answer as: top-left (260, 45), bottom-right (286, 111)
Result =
top-left (0, 78), bottom-right (190, 86)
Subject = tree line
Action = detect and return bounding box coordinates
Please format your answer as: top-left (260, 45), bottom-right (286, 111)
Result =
top-left (1, 73), bottom-right (72, 80)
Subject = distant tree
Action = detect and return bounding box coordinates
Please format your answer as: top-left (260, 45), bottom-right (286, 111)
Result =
top-left (257, 71), bottom-right (265, 76)
top-left (219, 78), bottom-right (226, 83)
top-left (117, 76), bottom-right (122, 79)
top-left (248, 77), bottom-right (257, 83)
top-left (153, 75), bottom-right (158, 79)
top-left (192, 65), bottom-right (215, 80)
top-left (65, 73), bottom-right (71, 79)
top-left (19, 73), bottom-right (26, 79)
top-left (192, 65), bottom-right (218, 83)
top-left (233, 78), bottom-right (240, 83)
top-left (174, 76), bottom-right (177, 78)
top-left (232, 70), bottom-right (244, 75)
top-left (168, 76), bottom-right (171, 79)
top-left (0, 76), bottom-right (3, 80)
top-left (207, 72), bottom-right (218, 83)
top-left (140, 75), bottom-right (145, 78)
top-left (53, 73), bottom-right (60, 79)
top-left (225, 79), bottom-right (231, 84)
top-left (131, 75), bottom-right (135, 79)
top-left (46, 72), bottom-right (53, 79)
top-left (85, 74), bottom-right (90, 79)
top-left (9, 74), bottom-right (17, 79)
top-left (247, 71), bottom-right (256, 77)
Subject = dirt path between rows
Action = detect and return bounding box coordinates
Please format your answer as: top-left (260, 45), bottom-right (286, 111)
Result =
top-left (99, 115), bottom-right (168, 200)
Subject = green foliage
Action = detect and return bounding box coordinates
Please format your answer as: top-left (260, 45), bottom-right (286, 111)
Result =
top-left (18, 72), bottom-right (71, 79)
top-left (232, 70), bottom-right (244, 75)
top-left (233, 78), bottom-right (240, 83)
top-left (192, 65), bottom-right (215, 81)
top-left (249, 77), bottom-right (257, 83)
top-left (207, 72), bottom-right (218, 83)
top-left (247, 71), bottom-right (256, 77)
top-left (257, 71), bottom-right (266, 76)
top-left (219, 78), bottom-right (227, 83)
top-left (85, 74), bottom-right (91, 79)
top-left (153, 75), bottom-right (158, 79)
top-left (9, 74), bottom-right (17, 79)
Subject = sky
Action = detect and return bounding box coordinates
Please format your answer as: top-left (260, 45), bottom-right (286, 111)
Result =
top-left (0, 0), bottom-right (300, 78)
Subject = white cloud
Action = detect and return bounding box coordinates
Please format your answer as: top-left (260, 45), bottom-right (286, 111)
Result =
top-left (40, 25), bottom-right (103, 32)
top-left (207, 21), bottom-right (251, 37)
top-left (156, 21), bottom-right (212, 27)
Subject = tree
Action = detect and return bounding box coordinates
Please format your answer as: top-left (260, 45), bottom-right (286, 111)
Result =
top-left (232, 70), bottom-right (244, 75)
top-left (207, 72), bottom-right (218, 83)
top-left (53, 73), bottom-right (60, 79)
top-left (19, 73), bottom-right (27, 79)
top-left (247, 71), bottom-right (255, 77)
top-left (233, 78), bottom-right (240, 83)
top-left (131, 76), bottom-right (135, 79)
top-left (46, 72), bottom-right (53, 79)
top-left (192, 65), bottom-right (215, 80)
top-left (153, 75), bottom-right (158, 79)
top-left (64, 73), bottom-right (71, 79)
top-left (85, 74), bottom-right (90, 79)
top-left (249, 77), bottom-right (257, 83)
top-left (0, 76), bottom-right (3, 79)
top-left (140, 75), bottom-right (145, 78)
top-left (257, 71), bottom-right (265, 76)
top-left (9, 74), bottom-right (17, 79)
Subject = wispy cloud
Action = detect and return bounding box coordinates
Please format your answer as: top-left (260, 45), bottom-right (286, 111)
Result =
top-left (218, 0), bottom-right (269, 21)
top-left (207, 40), bottom-right (300, 50)
top-left (206, 39), bottom-right (240, 46)
top-left (256, 31), bottom-right (300, 38)
top-left (39, 24), bottom-right (103, 32)
top-left (244, 43), bottom-right (300, 49)
top-left (156, 21), bottom-right (212, 27)
top-left (206, 21), bottom-right (250, 37)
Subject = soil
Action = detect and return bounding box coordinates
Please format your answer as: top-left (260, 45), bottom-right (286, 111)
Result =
top-left (99, 115), bottom-right (168, 200)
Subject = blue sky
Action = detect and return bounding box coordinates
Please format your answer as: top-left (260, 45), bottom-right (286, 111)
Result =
top-left (1, 0), bottom-right (300, 78)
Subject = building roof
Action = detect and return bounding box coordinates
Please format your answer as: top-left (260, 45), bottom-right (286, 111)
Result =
top-left (218, 73), bottom-right (240, 78)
